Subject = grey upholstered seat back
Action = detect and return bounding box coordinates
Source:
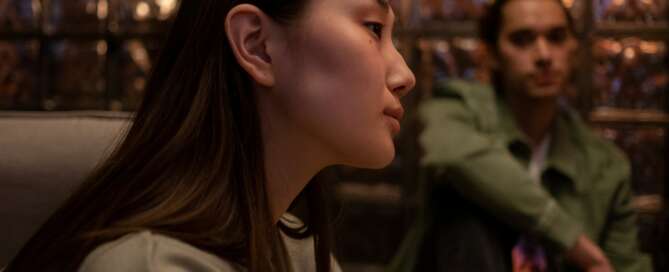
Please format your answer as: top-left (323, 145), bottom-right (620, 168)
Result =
top-left (0, 111), bottom-right (130, 266)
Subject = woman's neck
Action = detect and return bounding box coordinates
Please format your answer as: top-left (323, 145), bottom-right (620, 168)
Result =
top-left (258, 94), bottom-right (332, 223)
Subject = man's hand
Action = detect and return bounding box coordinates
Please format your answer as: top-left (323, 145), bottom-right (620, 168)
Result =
top-left (565, 234), bottom-right (614, 272)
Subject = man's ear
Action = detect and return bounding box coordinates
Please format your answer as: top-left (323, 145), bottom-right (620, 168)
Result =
top-left (226, 4), bottom-right (276, 87)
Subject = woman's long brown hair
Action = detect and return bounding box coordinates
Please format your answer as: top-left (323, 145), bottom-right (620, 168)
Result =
top-left (5, 0), bottom-right (332, 271)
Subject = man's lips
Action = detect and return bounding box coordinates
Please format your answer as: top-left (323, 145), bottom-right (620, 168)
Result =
top-left (531, 73), bottom-right (560, 87)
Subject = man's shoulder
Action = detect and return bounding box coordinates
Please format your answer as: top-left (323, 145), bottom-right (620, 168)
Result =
top-left (422, 79), bottom-right (498, 128)
top-left (560, 109), bottom-right (630, 175)
top-left (418, 80), bottom-right (503, 168)
top-left (432, 79), bottom-right (496, 104)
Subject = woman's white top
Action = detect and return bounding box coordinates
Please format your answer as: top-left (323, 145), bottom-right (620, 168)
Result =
top-left (78, 214), bottom-right (342, 272)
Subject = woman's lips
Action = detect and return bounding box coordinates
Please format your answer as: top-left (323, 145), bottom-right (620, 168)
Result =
top-left (385, 116), bottom-right (401, 134)
top-left (384, 106), bottom-right (404, 134)
top-left (384, 106), bottom-right (404, 121)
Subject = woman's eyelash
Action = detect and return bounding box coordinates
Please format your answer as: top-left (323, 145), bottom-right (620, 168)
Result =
top-left (364, 22), bottom-right (384, 39)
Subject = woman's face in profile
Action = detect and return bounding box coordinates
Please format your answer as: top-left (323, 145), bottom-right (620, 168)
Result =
top-left (271, 0), bottom-right (416, 169)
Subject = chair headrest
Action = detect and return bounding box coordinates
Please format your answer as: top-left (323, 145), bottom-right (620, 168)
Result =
top-left (0, 111), bottom-right (131, 265)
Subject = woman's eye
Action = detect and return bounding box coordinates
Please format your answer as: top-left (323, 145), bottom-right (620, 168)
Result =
top-left (364, 22), bottom-right (384, 39)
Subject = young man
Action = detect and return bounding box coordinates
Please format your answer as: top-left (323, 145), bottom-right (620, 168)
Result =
top-left (390, 0), bottom-right (652, 271)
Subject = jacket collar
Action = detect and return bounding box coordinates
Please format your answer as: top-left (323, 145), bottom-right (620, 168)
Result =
top-left (495, 97), bottom-right (586, 193)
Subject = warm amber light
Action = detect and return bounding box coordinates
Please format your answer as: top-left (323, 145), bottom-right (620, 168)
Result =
top-left (157, 0), bottom-right (178, 20)
top-left (97, 0), bottom-right (108, 20)
top-left (135, 1), bottom-right (151, 21)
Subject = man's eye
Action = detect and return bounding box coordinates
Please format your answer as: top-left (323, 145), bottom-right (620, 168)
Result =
top-left (364, 22), bottom-right (384, 39)
top-left (547, 28), bottom-right (568, 45)
top-left (508, 31), bottom-right (536, 48)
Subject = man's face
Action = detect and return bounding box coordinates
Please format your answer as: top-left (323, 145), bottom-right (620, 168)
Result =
top-left (494, 0), bottom-right (576, 99)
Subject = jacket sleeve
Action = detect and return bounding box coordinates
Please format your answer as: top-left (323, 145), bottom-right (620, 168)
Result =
top-left (599, 154), bottom-right (653, 272)
top-left (419, 95), bottom-right (582, 251)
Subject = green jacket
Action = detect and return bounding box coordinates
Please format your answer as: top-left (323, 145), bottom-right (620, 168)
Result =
top-left (389, 80), bottom-right (652, 271)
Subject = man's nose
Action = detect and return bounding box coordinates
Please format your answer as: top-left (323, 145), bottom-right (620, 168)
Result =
top-left (535, 38), bottom-right (552, 69)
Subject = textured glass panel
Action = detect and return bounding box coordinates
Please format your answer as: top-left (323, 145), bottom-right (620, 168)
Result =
top-left (593, 38), bottom-right (668, 111)
top-left (596, 0), bottom-right (668, 23)
top-left (109, 0), bottom-right (179, 33)
top-left (595, 126), bottom-right (666, 196)
top-left (416, 38), bottom-right (490, 95)
top-left (0, 0), bottom-right (41, 31)
top-left (116, 38), bottom-right (162, 110)
top-left (409, 0), bottom-right (583, 25)
top-left (0, 40), bottom-right (39, 109)
top-left (411, 0), bottom-right (487, 23)
top-left (47, 40), bottom-right (106, 110)
top-left (44, 0), bottom-right (107, 33)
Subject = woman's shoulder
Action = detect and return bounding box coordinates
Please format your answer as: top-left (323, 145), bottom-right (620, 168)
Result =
top-left (79, 231), bottom-right (243, 272)
top-left (279, 214), bottom-right (342, 272)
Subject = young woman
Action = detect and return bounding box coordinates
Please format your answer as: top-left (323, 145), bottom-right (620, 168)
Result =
top-left (6, 0), bottom-right (415, 271)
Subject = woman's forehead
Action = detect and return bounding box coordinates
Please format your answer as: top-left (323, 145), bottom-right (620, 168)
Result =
top-left (312, 0), bottom-right (391, 14)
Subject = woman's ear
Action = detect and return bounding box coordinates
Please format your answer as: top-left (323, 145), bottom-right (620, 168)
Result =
top-left (226, 4), bottom-right (276, 87)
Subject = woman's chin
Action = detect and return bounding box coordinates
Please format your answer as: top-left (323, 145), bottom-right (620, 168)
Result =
top-left (346, 144), bottom-right (396, 170)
